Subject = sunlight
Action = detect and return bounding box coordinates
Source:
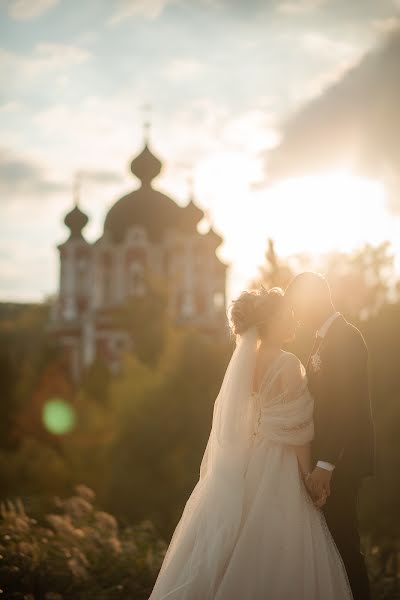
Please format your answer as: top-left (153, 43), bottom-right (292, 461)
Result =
top-left (218, 167), bottom-right (397, 301)
top-left (263, 170), bottom-right (388, 255)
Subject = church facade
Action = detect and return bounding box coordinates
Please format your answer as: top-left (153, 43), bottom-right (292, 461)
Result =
top-left (49, 140), bottom-right (228, 380)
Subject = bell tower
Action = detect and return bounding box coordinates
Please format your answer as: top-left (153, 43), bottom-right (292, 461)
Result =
top-left (57, 174), bottom-right (91, 321)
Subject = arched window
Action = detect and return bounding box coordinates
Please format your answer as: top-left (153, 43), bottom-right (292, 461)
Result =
top-left (128, 261), bottom-right (146, 297)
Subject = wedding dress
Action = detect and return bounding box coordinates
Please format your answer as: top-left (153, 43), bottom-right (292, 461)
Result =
top-left (148, 326), bottom-right (353, 600)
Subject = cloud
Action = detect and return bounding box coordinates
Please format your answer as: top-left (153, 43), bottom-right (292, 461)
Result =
top-left (0, 100), bottom-right (23, 113)
top-left (264, 29), bottom-right (400, 213)
top-left (371, 16), bottom-right (400, 34)
top-left (0, 43), bottom-right (92, 105)
top-left (2, 0), bottom-right (58, 20)
top-left (163, 58), bottom-right (207, 82)
top-left (0, 146), bottom-right (123, 212)
top-left (0, 43), bottom-right (91, 100)
top-left (277, 0), bottom-right (327, 15)
top-left (109, 0), bottom-right (173, 24)
top-left (296, 33), bottom-right (363, 101)
top-left (301, 32), bottom-right (358, 60)
top-left (0, 148), bottom-right (67, 201)
top-left (79, 169), bottom-right (123, 185)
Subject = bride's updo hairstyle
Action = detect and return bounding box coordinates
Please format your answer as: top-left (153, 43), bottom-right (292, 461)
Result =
top-left (228, 286), bottom-right (285, 338)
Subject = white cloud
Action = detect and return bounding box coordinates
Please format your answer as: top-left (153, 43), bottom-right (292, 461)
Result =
top-left (301, 32), bottom-right (358, 61)
top-left (0, 100), bottom-right (23, 113)
top-left (278, 0), bottom-right (327, 15)
top-left (0, 43), bottom-right (91, 87)
top-left (0, 146), bottom-right (68, 204)
top-left (295, 32), bottom-right (363, 100)
top-left (371, 16), bottom-right (400, 34)
top-left (109, 0), bottom-right (173, 24)
top-left (163, 58), bottom-right (207, 82)
top-left (221, 110), bottom-right (279, 154)
top-left (299, 58), bottom-right (358, 101)
top-left (2, 0), bottom-right (58, 20)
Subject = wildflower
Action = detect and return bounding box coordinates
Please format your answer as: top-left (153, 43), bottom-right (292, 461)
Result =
top-left (15, 497), bottom-right (26, 516)
top-left (74, 485), bottom-right (95, 503)
top-left (72, 528), bottom-right (85, 539)
top-left (71, 547), bottom-right (89, 567)
top-left (106, 537), bottom-right (122, 555)
top-left (94, 511), bottom-right (118, 535)
top-left (13, 516), bottom-right (30, 534)
top-left (46, 514), bottom-right (75, 536)
top-left (67, 557), bottom-right (88, 580)
top-left (63, 496), bottom-right (93, 520)
top-left (18, 541), bottom-right (34, 556)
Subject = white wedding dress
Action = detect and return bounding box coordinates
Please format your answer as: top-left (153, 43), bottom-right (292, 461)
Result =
top-left (148, 327), bottom-right (353, 600)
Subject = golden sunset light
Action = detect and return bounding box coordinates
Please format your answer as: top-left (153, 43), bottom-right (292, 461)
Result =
top-left (1, 1), bottom-right (400, 598)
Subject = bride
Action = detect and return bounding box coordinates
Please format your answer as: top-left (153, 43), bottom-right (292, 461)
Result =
top-left (148, 286), bottom-right (353, 600)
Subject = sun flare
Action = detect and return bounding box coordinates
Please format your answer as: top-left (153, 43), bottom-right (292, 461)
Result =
top-left (213, 166), bottom-right (397, 301)
top-left (266, 170), bottom-right (387, 255)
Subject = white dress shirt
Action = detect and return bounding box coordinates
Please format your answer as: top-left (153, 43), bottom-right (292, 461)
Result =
top-left (315, 311), bottom-right (341, 472)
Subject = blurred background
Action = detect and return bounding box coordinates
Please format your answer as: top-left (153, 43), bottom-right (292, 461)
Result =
top-left (1, 0), bottom-right (400, 598)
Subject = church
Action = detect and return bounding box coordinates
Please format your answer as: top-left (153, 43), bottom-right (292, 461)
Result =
top-left (49, 134), bottom-right (228, 380)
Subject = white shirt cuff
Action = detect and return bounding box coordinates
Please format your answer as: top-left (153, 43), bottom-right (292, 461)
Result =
top-left (317, 460), bottom-right (335, 471)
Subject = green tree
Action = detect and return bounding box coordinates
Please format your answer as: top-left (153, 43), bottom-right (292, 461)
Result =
top-left (106, 327), bottom-right (231, 538)
top-left (114, 274), bottom-right (170, 367)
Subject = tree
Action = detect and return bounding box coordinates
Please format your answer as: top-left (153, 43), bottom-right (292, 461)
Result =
top-left (324, 242), bottom-right (395, 319)
top-left (114, 274), bottom-right (170, 367)
top-left (251, 239), bottom-right (294, 291)
top-left (105, 327), bottom-right (231, 537)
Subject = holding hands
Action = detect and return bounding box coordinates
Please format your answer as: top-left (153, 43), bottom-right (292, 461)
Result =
top-left (303, 467), bottom-right (333, 508)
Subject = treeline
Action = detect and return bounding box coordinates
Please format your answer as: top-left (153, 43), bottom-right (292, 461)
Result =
top-left (0, 240), bottom-right (399, 549)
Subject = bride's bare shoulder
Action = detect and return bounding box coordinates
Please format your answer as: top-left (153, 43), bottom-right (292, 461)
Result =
top-left (280, 351), bottom-right (306, 375)
top-left (281, 350), bottom-right (303, 364)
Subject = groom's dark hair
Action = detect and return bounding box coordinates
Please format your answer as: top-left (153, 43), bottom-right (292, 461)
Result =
top-left (285, 271), bottom-right (333, 304)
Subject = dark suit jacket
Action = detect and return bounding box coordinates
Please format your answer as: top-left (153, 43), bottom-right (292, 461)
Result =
top-left (306, 314), bottom-right (375, 480)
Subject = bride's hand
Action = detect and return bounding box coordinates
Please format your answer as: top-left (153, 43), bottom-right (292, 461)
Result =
top-left (302, 472), bottom-right (327, 508)
top-left (313, 489), bottom-right (328, 508)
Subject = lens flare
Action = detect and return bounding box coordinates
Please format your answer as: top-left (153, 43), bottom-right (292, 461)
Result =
top-left (42, 398), bottom-right (76, 435)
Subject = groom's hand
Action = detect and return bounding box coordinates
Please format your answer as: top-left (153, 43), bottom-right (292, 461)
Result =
top-left (306, 467), bottom-right (332, 506)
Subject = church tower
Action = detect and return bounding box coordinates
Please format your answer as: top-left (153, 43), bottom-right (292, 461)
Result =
top-left (58, 176), bottom-right (91, 319)
top-left (50, 131), bottom-right (228, 380)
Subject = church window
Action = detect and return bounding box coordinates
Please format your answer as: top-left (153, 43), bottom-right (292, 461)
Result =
top-left (128, 261), bottom-right (146, 296)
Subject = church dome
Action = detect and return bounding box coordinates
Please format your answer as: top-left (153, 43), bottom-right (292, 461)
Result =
top-left (204, 226), bottom-right (223, 249)
top-left (130, 143), bottom-right (162, 185)
top-left (179, 198), bottom-right (204, 230)
top-left (104, 187), bottom-right (183, 243)
top-left (104, 142), bottom-right (201, 243)
top-left (64, 204), bottom-right (89, 239)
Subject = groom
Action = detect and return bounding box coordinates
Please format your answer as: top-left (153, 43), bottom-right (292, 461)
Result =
top-left (285, 272), bottom-right (375, 600)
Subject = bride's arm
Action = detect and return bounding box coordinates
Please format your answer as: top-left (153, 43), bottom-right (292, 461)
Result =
top-left (291, 443), bottom-right (311, 476)
top-left (266, 354), bottom-right (314, 476)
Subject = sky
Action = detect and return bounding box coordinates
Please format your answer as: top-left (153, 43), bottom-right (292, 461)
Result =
top-left (1, 0), bottom-right (400, 303)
